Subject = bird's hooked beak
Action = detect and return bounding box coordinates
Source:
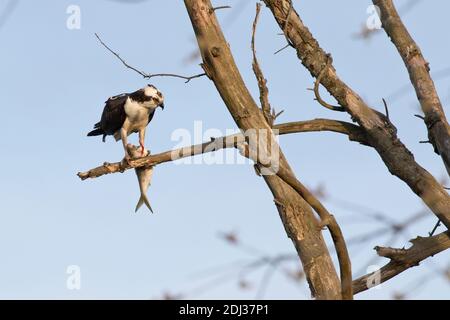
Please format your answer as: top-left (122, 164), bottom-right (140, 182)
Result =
top-left (159, 102), bottom-right (165, 110)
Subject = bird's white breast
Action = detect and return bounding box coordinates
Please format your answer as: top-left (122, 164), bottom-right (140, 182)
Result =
top-left (124, 98), bottom-right (152, 132)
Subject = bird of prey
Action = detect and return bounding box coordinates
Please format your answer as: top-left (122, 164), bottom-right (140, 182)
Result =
top-left (87, 84), bottom-right (164, 159)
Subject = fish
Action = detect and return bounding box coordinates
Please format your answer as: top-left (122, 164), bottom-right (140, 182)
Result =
top-left (126, 144), bottom-right (154, 213)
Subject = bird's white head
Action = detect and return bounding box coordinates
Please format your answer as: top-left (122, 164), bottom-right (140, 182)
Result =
top-left (143, 84), bottom-right (164, 110)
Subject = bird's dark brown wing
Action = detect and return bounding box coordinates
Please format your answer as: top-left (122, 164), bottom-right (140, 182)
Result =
top-left (100, 94), bottom-right (128, 135)
top-left (147, 110), bottom-right (155, 125)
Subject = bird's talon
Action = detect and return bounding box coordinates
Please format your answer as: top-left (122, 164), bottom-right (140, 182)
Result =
top-left (122, 154), bottom-right (132, 164)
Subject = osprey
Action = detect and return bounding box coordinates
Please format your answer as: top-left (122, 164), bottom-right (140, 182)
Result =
top-left (87, 84), bottom-right (164, 159)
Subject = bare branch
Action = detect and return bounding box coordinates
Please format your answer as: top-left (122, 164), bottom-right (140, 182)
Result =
top-left (251, 3), bottom-right (272, 125)
top-left (78, 118), bottom-right (368, 180)
top-left (353, 231), bottom-right (450, 294)
top-left (273, 169), bottom-right (353, 299)
top-left (374, 0), bottom-right (450, 176)
top-left (263, 0), bottom-right (450, 229)
top-left (312, 55), bottom-right (346, 112)
top-left (95, 33), bottom-right (206, 83)
top-left (210, 5), bottom-right (231, 13)
top-left (276, 119), bottom-right (369, 146)
top-left (237, 144), bottom-right (353, 300)
top-left (273, 43), bottom-right (290, 55)
top-left (78, 133), bottom-right (243, 180)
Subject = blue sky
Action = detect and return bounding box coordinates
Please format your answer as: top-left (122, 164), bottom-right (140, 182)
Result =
top-left (0, 0), bottom-right (448, 299)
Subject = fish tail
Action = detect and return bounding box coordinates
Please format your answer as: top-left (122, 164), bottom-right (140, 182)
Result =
top-left (135, 195), bottom-right (153, 213)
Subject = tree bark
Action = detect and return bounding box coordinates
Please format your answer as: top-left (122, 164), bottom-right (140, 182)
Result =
top-left (184, 0), bottom-right (341, 299)
top-left (373, 0), bottom-right (450, 176)
top-left (262, 0), bottom-right (450, 229)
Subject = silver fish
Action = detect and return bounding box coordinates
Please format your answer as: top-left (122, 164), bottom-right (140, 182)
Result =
top-left (126, 144), bottom-right (154, 213)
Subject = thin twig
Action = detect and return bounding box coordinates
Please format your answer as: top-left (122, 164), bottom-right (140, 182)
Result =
top-left (210, 5), bottom-right (231, 13)
top-left (273, 43), bottom-right (290, 55)
top-left (382, 98), bottom-right (390, 120)
top-left (95, 33), bottom-right (206, 83)
top-left (429, 219), bottom-right (442, 236)
top-left (414, 114), bottom-right (426, 120)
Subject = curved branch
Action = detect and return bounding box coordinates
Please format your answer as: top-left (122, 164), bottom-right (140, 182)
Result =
top-left (313, 55), bottom-right (346, 112)
top-left (237, 144), bottom-right (353, 300)
top-left (95, 33), bottom-right (206, 83)
top-left (275, 168), bottom-right (353, 300)
top-left (353, 231), bottom-right (450, 294)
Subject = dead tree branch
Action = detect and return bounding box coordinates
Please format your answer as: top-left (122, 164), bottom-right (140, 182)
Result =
top-left (262, 0), bottom-right (450, 229)
top-left (251, 4), bottom-right (273, 125)
top-left (184, 0), bottom-right (344, 299)
top-left (237, 144), bottom-right (353, 299)
top-left (95, 33), bottom-right (206, 83)
top-left (77, 119), bottom-right (367, 180)
top-left (373, 0), bottom-right (450, 176)
top-left (78, 133), bottom-right (242, 180)
top-left (353, 231), bottom-right (450, 294)
top-left (312, 55), bottom-right (345, 112)
top-left (276, 119), bottom-right (369, 145)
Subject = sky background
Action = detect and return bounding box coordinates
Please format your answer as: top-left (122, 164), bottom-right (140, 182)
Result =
top-left (0, 0), bottom-right (449, 299)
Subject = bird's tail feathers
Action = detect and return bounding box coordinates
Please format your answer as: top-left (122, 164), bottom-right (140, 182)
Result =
top-left (87, 128), bottom-right (104, 137)
top-left (135, 194), bottom-right (153, 213)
